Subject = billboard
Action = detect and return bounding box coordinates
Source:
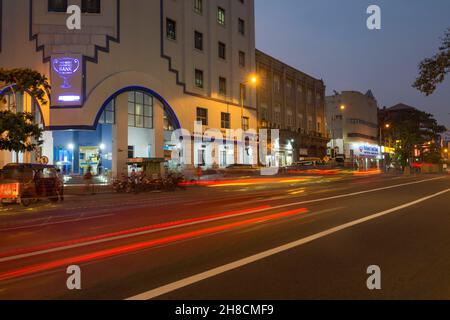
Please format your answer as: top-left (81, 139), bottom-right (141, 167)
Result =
top-left (50, 54), bottom-right (83, 107)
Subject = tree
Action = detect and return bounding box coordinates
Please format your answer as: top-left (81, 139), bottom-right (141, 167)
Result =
top-left (0, 68), bottom-right (51, 110)
top-left (413, 28), bottom-right (450, 96)
top-left (0, 111), bottom-right (43, 163)
top-left (0, 68), bottom-right (49, 163)
top-left (385, 109), bottom-right (446, 167)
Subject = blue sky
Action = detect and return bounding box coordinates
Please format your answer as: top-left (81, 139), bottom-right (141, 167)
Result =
top-left (255, 0), bottom-right (450, 128)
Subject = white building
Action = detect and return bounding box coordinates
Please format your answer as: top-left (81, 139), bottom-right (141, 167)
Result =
top-left (326, 90), bottom-right (381, 170)
top-left (0, 0), bottom-right (257, 175)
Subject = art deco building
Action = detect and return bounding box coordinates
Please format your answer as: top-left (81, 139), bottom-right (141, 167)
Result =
top-left (326, 90), bottom-right (380, 169)
top-left (0, 0), bottom-right (257, 174)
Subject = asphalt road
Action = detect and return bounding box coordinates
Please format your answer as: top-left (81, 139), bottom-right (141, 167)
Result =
top-left (0, 173), bottom-right (449, 300)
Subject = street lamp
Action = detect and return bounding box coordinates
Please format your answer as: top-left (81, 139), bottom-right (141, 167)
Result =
top-left (240, 74), bottom-right (259, 130)
top-left (330, 104), bottom-right (346, 159)
top-left (379, 124), bottom-right (392, 171)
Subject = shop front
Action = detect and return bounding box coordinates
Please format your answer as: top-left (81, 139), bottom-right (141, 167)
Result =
top-left (349, 143), bottom-right (381, 170)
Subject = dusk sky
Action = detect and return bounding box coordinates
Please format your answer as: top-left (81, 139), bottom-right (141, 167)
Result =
top-left (255, 0), bottom-right (450, 128)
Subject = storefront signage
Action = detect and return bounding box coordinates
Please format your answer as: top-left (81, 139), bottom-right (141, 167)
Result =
top-left (50, 54), bottom-right (83, 107)
top-left (353, 144), bottom-right (380, 157)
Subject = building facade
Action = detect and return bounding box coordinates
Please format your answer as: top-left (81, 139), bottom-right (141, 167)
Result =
top-left (326, 90), bottom-right (380, 170)
top-left (0, 0), bottom-right (258, 175)
top-left (255, 50), bottom-right (328, 167)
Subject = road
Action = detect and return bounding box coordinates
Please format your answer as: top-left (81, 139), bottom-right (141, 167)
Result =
top-left (0, 173), bottom-right (449, 300)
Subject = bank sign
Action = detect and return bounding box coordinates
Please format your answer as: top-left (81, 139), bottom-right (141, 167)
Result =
top-left (50, 54), bottom-right (83, 107)
top-left (353, 144), bottom-right (380, 157)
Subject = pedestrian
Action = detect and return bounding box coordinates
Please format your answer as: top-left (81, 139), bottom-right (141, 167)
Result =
top-left (84, 165), bottom-right (94, 195)
top-left (196, 166), bottom-right (203, 182)
top-left (56, 168), bottom-right (64, 201)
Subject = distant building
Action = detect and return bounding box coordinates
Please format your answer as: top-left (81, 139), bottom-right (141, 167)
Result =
top-left (326, 90), bottom-right (380, 170)
top-left (378, 103), bottom-right (418, 123)
top-left (255, 50), bottom-right (328, 167)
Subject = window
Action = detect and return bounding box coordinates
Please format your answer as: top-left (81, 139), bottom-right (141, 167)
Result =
top-left (195, 69), bottom-right (204, 88)
top-left (128, 91), bottom-right (153, 129)
top-left (128, 146), bottom-right (135, 159)
top-left (239, 51), bottom-right (246, 67)
top-left (218, 42), bottom-right (226, 59)
top-left (196, 108), bottom-right (208, 126)
top-left (238, 19), bottom-right (245, 35)
top-left (240, 83), bottom-right (247, 101)
top-left (164, 111), bottom-right (174, 131)
top-left (307, 89), bottom-right (313, 104)
top-left (286, 80), bottom-right (293, 96)
top-left (274, 75), bottom-right (281, 93)
top-left (308, 116), bottom-right (313, 132)
top-left (286, 109), bottom-right (293, 127)
top-left (260, 104), bottom-right (268, 121)
top-left (194, 31), bottom-right (203, 51)
top-left (82, 0), bottom-right (101, 13)
top-left (219, 77), bottom-right (227, 96)
top-left (98, 99), bottom-right (115, 124)
top-left (166, 18), bottom-right (176, 41)
top-left (194, 0), bottom-right (203, 14)
top-left (217, 7), bottom-right (225, 25)
top-left (274, 105), bottom-right (281, 123)
top-left (221, 112), bottom-right (231, 129)
top-left (297, 114), bottom-right (304, 128)
top-left (48, 0), bottom-right (67, 12)
top-left (242, 117), bottom-right (249, 131)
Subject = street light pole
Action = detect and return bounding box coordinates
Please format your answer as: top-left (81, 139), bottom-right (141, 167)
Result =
top-left (240, 75), bottom-right (258, 130)
top-left (330, 104), bottom-right (346, 159)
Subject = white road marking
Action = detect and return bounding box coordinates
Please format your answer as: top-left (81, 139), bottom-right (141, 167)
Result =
top-left (0, 214), bottom-right (115, 232)
top-left (126, 188), bottom-right (450, 300)
top-left (0, 176), bottom-right (445, 263)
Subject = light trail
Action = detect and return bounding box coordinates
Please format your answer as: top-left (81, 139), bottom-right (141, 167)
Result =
top-left (0, 208), bottom-right (308, 282)
top-left (0, 206), bottom-right (271, 262)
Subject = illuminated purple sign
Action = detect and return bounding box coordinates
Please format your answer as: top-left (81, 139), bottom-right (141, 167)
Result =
top-left (50, 54), bottom-right (83, 107)
top-left (52, 57), bottom-right (80, 89)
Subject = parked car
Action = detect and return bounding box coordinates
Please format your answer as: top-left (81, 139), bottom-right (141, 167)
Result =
top-left (285, 158), bottom-right (326, 171)
top-left (0, 163), bottom-right (64, 207)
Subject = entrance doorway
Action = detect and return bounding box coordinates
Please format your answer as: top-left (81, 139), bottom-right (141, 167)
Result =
top-left (79, 146), bottom-right (101, 175)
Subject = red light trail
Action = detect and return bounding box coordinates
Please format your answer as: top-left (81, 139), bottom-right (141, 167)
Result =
top-left (0, 207), bottom-right (308, 282)
top-left (0, 206), bottom-right (271, 260)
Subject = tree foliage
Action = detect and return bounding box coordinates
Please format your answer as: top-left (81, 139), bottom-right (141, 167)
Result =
top-left (0, 68), bottom-right (51, 106)
top-left (0, 111), bottom-right (43, 161)
top-left (385, 109), bottom-right (446, 166)
top-left (413, 28), bottom-right (450, 95)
